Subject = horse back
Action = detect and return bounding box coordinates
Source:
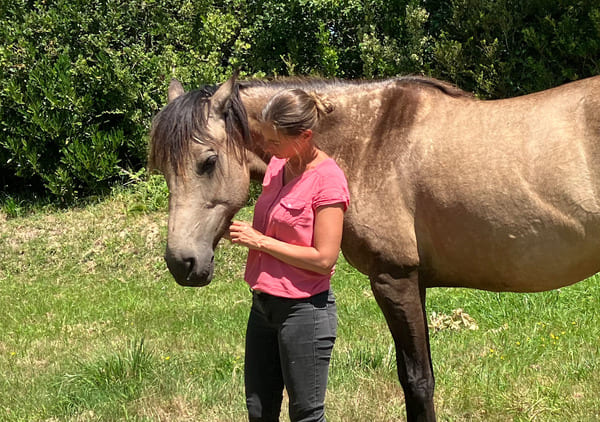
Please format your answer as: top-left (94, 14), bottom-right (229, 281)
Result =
top-left (327, 76), bottom-right (600, 291)
top-left (412, 76), bottom-right (600, 291)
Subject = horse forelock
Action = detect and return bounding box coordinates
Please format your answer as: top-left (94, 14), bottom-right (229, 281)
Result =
top-left (149, 84), bottom-right (251, 176)
top-left (149, 88), bottom-right (213, 175)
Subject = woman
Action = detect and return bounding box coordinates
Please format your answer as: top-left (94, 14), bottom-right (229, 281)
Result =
top-left (228, 88), bottom-right (350, 422)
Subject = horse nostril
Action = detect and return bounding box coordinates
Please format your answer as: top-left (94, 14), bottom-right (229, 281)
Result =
top-left (184, 257), bottom-right (196, 281)
top-left (164, 247), bottom-right (214, 286)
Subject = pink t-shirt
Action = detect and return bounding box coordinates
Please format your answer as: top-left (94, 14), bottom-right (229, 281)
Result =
top-left (244, 157), bottom-right (350, 298)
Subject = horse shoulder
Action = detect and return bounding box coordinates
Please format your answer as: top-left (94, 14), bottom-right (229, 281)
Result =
top-left (335, 83), bottom-right (469, 275)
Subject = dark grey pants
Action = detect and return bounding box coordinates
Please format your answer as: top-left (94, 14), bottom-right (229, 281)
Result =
top-left (245, 289), bottom-right (337, 422)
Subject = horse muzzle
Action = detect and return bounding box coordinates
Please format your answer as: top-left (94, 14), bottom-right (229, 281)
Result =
top-left (164, 246), bottom-right (215, 287)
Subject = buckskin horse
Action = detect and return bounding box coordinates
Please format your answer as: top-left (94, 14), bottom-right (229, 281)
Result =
top-left (148, 73), bottom-right (600, 421)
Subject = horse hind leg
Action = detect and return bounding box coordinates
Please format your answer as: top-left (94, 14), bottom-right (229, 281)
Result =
top-left (369, 266), bottom-right (436, 422)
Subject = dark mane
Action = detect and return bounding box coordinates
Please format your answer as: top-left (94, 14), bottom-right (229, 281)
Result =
top-left (148, 83), bottom-right (251, 175)
top-left (239, 75), bottom-right (471, 98)
top-left (394, 76), bottom-right (473, 98)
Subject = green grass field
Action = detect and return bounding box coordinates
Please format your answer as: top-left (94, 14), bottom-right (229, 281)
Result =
top-left (1, 177), bottom-right (599, 421)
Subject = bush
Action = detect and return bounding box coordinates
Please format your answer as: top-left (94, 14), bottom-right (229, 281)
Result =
top-left (0, 0), bottom-right (241, 201)
top-left (1, 0), bottom-right (599, 201)
top-left (427, 0), bottom-right (600, 97)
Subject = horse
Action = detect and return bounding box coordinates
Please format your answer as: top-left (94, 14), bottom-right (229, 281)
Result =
top-left (148, 73), bottom-right (600, 421)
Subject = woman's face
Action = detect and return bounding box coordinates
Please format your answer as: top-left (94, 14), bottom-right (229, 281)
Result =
top-left (260, 124), bottom-right (311, 159)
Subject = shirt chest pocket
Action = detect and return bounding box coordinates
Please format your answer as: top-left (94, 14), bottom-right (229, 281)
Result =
top-left (274, 198), bottom-right (312, 227)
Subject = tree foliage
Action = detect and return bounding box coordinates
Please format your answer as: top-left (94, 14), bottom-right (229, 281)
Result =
top-left (1, 0), bottom-right (599, 200)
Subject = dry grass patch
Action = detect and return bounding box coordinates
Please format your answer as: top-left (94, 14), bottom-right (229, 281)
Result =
top-left (134, 395), bottom-right (200, 421)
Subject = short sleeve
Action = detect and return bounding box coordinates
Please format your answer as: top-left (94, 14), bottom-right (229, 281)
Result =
top-left (313, 162), bottom-right (350, 211)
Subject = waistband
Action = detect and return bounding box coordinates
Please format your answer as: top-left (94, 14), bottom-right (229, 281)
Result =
top-left (250, 288), bottom-right (330, 304)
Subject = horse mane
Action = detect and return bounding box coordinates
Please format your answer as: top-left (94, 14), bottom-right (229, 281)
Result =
top-left (148, 83), bottom-right (251, 176)
top-left (393, 76), bottom-right (473, 98)
top-left (239, 75), bottom-right (472, 98)
top-left (149, 75), bottom-right (469, 175)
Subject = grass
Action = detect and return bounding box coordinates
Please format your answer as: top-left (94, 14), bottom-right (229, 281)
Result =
top-left (1, 176), bottom-right (599, 421)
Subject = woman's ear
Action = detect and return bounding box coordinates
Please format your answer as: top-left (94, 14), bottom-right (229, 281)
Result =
top-left (302, 129), bottom-right (313, 142)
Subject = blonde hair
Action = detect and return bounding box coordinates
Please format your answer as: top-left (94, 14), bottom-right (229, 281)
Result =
top-left (260, 89), bottom-right (335, 137)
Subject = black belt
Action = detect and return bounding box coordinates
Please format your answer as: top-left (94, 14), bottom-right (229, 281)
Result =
top-left (250, 288), bottom-right (329, 305)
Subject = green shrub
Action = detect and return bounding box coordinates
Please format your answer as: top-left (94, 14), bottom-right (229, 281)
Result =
top-left (427, 0), bottom-right (600, 97)
top-left (0, 0), bottom-right (240, 201)
top-left (1, 0), bottom-right (599, 201)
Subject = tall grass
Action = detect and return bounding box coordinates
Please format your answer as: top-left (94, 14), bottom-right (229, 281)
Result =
top-left (1, 177), bottom-right (599, 421)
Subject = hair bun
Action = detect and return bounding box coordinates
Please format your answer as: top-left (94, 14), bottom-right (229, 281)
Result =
top-left (308, 92), bottom-right (335, 115)
top-left (261, 88), bottom-right (335, 136)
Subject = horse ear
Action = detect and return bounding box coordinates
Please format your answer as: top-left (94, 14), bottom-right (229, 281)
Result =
top-left (211, 71), bottom-right (239, 113)
top-left (168, 79), bottom-right (185, 103)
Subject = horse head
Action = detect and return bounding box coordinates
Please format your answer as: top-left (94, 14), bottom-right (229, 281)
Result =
top-left (148, 75), bottom-right (259, 286)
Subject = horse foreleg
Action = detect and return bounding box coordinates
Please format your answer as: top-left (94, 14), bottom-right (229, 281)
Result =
top-left (370, 267), bottom-right (436, 422)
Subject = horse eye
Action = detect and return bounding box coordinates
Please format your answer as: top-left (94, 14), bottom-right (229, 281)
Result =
top-left (198, 154), bottom-right (218, 175)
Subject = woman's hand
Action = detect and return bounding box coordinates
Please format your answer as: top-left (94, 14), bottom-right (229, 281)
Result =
top-left (228, 221), bottom-right (265, 250)
top-left (228, 204), bottom-right (344, 275)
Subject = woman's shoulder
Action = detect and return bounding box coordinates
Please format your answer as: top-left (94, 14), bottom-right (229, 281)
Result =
top-left (312, 158), bottom-right (350, 209)
top-left (315, 158), bottom-right (347, 182)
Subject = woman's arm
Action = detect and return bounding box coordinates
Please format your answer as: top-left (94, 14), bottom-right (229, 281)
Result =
top-left (229, 203), bottom-right (345, 275)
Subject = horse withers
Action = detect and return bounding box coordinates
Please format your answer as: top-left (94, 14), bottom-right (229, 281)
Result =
top-left (149, 74), bottom-right (600, 421)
